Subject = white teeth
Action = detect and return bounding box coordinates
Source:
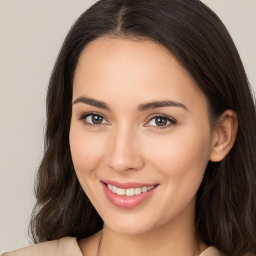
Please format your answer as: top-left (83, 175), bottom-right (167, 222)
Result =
top-left (125, 188), bottom-right (134, 196)
top-left (134, 187), bottom-right (142, 195)
top-left (141, 187), bottom-right (147, 193)
top-left (107, 184), bottom-right (155, 196)
top-left (148, 185), bottom-right (154, 190)
top-left (116, 188), bottom-right (125, 196)
top-left (112, 186), bottom-right (117, 193)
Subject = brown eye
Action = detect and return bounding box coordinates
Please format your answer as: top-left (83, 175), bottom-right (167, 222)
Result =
top-left (147, 115), bottom-right (176, 128)
top-left (82, 114), bottom-right (108, 125)
top-left (155, 117), bottom-right (168, 126)
top-left (91, 115), bottom-right (103, 124)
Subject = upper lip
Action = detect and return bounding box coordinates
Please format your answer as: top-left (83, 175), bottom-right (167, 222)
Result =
top-left (101, 180), bottom-right (158, 189)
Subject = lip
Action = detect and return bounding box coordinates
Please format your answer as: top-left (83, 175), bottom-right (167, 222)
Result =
top-left (101, 180), bottom-right (158, 209)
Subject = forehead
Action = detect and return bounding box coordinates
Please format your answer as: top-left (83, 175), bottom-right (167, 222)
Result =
top-left (75, 36), bottom-right (186, 78)
top-left (73, 36), bottom-right (207, 111)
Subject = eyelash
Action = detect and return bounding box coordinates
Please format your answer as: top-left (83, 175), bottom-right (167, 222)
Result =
top-left (78, 112), bottom-right (109, 127)
top-left (78, 112), bottom-right (177, 129)
top-left (146, 114), bottom-right (177, 129)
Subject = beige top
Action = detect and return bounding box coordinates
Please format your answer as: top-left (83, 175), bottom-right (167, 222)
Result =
top-left (1, 237), bottom-right (222, 256)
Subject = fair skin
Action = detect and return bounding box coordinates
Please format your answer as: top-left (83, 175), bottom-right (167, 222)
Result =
top-left (69, 37), bottom-right (238, 256)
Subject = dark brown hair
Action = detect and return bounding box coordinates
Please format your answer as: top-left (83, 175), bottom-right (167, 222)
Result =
top-left (30, 1), bottom-right (256, 255)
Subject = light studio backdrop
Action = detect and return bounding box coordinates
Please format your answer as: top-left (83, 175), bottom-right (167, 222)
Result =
top-left (0, 0), bottom-right (255, 253)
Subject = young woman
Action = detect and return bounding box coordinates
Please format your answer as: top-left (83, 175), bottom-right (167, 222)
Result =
top-left (3, 0), bottom-right (256, 255)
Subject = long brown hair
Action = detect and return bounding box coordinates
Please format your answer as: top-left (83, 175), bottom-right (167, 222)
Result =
top-left (30, 1), bottom-right (256, 255)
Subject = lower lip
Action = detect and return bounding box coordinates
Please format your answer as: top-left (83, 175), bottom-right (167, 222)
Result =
top-left (102, 183), bottom-right (157, 209)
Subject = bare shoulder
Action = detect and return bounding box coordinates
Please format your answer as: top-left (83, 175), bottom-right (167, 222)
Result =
top-left (78, 231), bottom-right (102, 256)
top-left (1, 237), bottom-right (80, 256)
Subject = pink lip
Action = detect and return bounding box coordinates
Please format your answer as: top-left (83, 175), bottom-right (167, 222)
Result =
top-left (101, 181), bottom-right (158, 209)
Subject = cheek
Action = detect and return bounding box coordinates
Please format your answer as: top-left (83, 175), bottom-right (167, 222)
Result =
top-left (146, 126), bottom-right (211, 219)
top-left (69, 125), bottom-right (106, 177)
top-left (147, 124), bottom-right (211, 179)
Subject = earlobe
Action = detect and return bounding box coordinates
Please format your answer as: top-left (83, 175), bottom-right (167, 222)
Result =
top-left (209, 110), bottom-right (238, 162)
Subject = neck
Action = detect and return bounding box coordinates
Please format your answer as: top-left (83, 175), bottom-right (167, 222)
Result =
top-left (99, 211), bottom-right (205, 256)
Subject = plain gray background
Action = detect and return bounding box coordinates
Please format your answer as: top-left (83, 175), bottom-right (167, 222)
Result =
top-left (0, 0), bottom-right (255, 252)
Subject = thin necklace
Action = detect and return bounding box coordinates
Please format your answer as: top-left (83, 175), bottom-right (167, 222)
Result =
top-left (96, 233), bottom-right (103, 256)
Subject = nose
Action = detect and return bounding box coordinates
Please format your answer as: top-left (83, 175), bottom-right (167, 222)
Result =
top-left (106, 124), bottom-right (144, 173)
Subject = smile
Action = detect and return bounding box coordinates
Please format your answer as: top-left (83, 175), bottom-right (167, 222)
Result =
top-left (106, 184), bottom-right (155, 196)
top-left (101, 181), bottom-right (158, 209)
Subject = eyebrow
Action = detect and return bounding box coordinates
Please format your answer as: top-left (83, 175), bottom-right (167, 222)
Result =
top-left (73, 96), bottom-right (188, 112)
top-left (73, 96), bottom-right (110, 110)
top-left (138, 100), bottom-right (188, 111)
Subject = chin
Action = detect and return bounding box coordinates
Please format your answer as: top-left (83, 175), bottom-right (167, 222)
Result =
top-left (102, 213), bottom-right (159, 235)
top-left (107, 223), bottom-right (152, 235)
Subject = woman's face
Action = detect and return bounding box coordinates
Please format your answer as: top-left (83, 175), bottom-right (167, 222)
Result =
top-left (70, 37), bottom-right (215, 235)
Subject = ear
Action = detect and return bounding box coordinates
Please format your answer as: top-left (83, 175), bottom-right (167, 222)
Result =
top-left (210, 110), bottom-right (238, 162)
